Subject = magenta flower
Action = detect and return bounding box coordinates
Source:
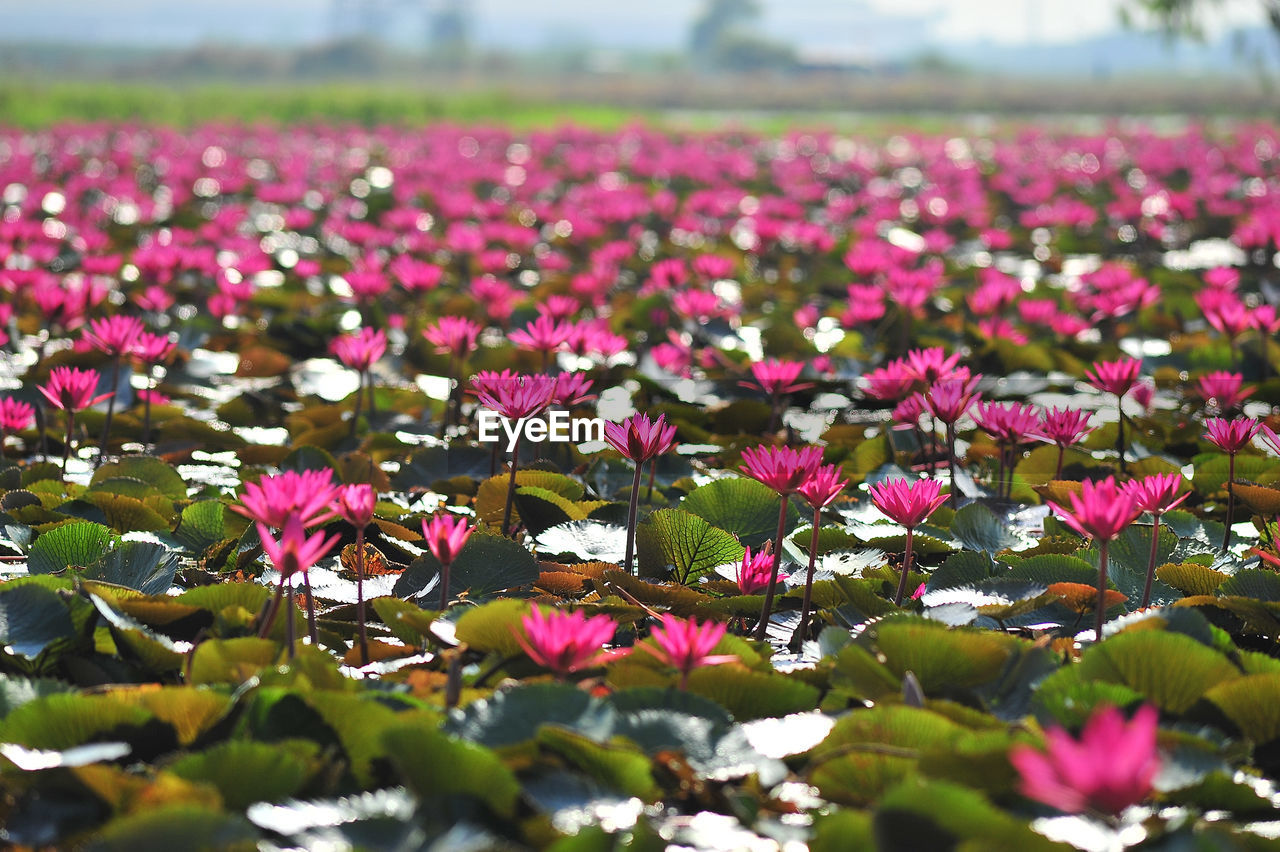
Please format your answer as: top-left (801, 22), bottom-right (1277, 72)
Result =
top-left (739, 445), bottom-right (824, 496)
top-left (513, 607), bottom-right (629, 680)
top-left (603, 413), bottom-right (678, 464)
top-left (257, 515), bottom-right (340, 658)
top-left (905, 347), bottom-right (963, 385)
top-left (870, 477), bottom-right (949, 606)
top-left (1206, 416), bottom-right (1262, 552)
top-left (735, 545), bottom-right (785, 595)
top-left (335, 483), bottom-right (377, 664)
top-left (1085, 356), bottom-right (1142, 473)
top-left (973, 401), bottom-right (1041, 500)
top-left (423, 316), bottom-right (482, 360)
top-left (39, 366), bottom-right (110, 413)
top-left (604, 412), bottom-right (678, 576)
top-left (422, 512), bottom-right (474, 568)
top-left (739, 444), bottom-right (823, 639)
top-left (744, 358), bottom-right (811, 397)
top-left (422, 512), bottom-right (475, 610)
top-left (1205, 416), bottom-right (1261, 454)
top-left (1047, 477), bottom-right (1141, 638)
top-left (870, 476), bottom-right (949, 529)
top-left (551, 372), bottom-right (595, 408)
top-left (797, 463), bottom-right (849, 642)
top-left (473, 372), bottom-right (556, 421)
top-left (509, 313), bottom-right (572, 368)
top-left (259, 516), bottom-right (339, 580)
top-left (331, 327), bottom-right (387, 373)
top-left (1124, 473), bottom-right (1190, 608)
top-left (1010, 704), bottom-right (1159, 815)
top-left (473, 372), bottom-right (556, 534)
top-left (1085, 356), bottom-right (1142, 397)
top-left (83, 314), bottom-right (144, 357)
top-left (744, 358), bottom-right (812, 433)
top-left (39, 367), bottom-right (112, 473)
top-left (639, 614), bottom-right (736, 689)
top-left (1034, 407), bottom-right (1096, 480)
top-left (0, 398), bottom-right (32, 459)
top-left (232, 469), bottom-right (340, 530)
top-left (1196, 371), bottom-right (1254, 414)
top-left (861, 359), bottom-right (916, 402)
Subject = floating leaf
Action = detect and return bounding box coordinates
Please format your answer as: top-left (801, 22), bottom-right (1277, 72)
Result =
top-left (535, 521), bottom-right (626, 564)
top-left (950, 503), bottom-right (1025, 554)
top-left (681, 477), bottom-right (800, 549)
top-left (383, 724), bottom-right (522, 815)
top-left (92, 457), bottom-right (187, 501)
top-left (88, 804), bottom-right (256, 852)
top-left (168, 740), bottom-right (320, 809)
top-left (81, 540), bottom-right (179, 595)
top-left (635, 509), bottom-right (745, 583)
top-left (1157, 562), bottom-right (1229, 597)
top-left (0, 583), bottom-right (76, 659)
top-left (1076, 629), bottom-right (1240, 713)
top-left (28, 521), bottom-right (117, 575)
top-left (1204, 674), bottom-right (1280, 744)
top-left (393, 530), bottom-right (541, 601)
top-left (173, 501), bottom-right (226, 554)
top-left (453, 598), bottom-right (530, 656)
top-left (686, 666), bottom-right (819, 721)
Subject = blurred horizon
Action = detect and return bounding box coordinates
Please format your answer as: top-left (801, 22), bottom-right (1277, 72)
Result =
top-left (2, 0), bottom-right (1276, 78)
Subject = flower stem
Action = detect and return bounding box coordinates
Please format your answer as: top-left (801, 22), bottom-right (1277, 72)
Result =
top-left (1141, 515), bottom-right (1161, 609)
top-left (303, 573), bottom-right (318, 644)
top-left (624, 462), bottom-right (643, 576)
top-left (352, 371), bottom-right (367, 439)
top-left (1054, 444), bottom-right (1065, 480)
top-left (797, 507), bottom-right (822, 644)
top-left (258, 579), bottom-right (285, 638)
top-left (143, 369), bottom-right (154, 453)
top-left (1115, 395), bottom-right (1127, 475)
top-left (439, 557), bottom-right (453, 611)
top-left (502, 433), bottom-right (522, 536)
top-left (364, 368), bottom-right (376, 420)
top-left (286, 582), bottom-right (297, 660)
top-left (946, 424), bottom-right (958, 508)
top-left (1095, 540), bottom-right (1110, 641)
top-left (1223, 452), bottom-right (1236, 553)
top-left (754, 497), bottom-right (791, 641)
top-left (355, 528), bottom-right (369, 666)
top-left (894, 526), bottom-right (915, 606)
top-left (95, 354), bottom-right (120, 470)
top-left (62, 410), bottom-right (74, 474)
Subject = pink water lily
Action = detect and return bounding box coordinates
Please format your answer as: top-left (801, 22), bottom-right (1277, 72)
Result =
top-left (605, 412), bottom-right (678, 577)
top-left (513, 607), bottom-right (629, 680)
top-left (1011, 704), bottom-right (1160, 815)
top-left (639, 615), bottom-right (736, 689)
top-left (870, 477), bottom-right (948, 606)
top-left (1047, 477), bottom-right (1141, 638)
top-left (422, 512), bottom-right (474, 610)
top-left (1206, 416), bottom-right (1262, 552)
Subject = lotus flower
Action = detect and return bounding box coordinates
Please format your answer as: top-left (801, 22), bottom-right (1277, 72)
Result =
top-left (1124, 473), bottom-right (1190, 608)
top-left (1196, 371), bottom-right (1254, 414)
top-left (735, 545), bottom-right (785, 595)
top-left (257, 515), bottom-right (340, 659)
top-left (740, 444), bottom-right (824, 639)
top-left (1010, 704), bottom-right (1159, 815)
top-left (334, 483), bottom-right (377, 664)
top-left (1085, 356), bottom-right (1142, 473)
top-left (513, 606), bottom-right (628, 680)
top-left (796, 464), bottom-right (849, 642)
top-left (1206, 416), bottom-right (1262, 552)
top-left (0, 398), bottom-right (33, 458)
top-left (39, 367), bottom-right (112, 472)
top-left (605, 412), bottom-right (679, 577)
top-left (422, 512), bottom-right (474, 610)
top-left (870, 477), bottom-right (948, 606)
top-left (639, 614), bottom-right (736, 689)
top-left (1047, 477), bottom-right (1141, 638)
top-left (233, 469), bottom-right (340, 530)
top-left (1034, 407), bottom-right (1096, 480)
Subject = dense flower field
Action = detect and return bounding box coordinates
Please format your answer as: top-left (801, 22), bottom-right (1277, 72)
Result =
top-left (3, 121), bottom-right (1280, 849)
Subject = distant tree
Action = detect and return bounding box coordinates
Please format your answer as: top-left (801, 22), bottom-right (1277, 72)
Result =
top-left (689, 0), bottom-right (762, 57)
top-left (1122, 0), bottom-right (1280, 45)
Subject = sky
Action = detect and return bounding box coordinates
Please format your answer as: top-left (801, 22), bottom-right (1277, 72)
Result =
top-left (0, 0), bottom-right (1268, 53)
